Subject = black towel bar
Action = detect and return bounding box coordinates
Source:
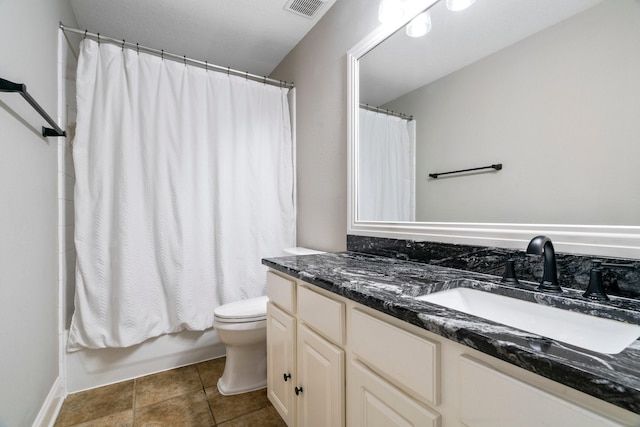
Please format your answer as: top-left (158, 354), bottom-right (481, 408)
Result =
top-left (0, 77), bottom-right (66, 137)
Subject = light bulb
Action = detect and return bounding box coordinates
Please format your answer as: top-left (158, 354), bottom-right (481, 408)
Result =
top-left (446, 0), bottom-right (476, 12)
top-left (406, 11), bottom-right (432, 37)
top-left (378, 0), bottom-right (404, 24)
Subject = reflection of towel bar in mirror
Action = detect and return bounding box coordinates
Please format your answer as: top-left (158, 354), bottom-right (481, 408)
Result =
top-left (0, 77), bottom-right (66, 137)
top-left (429, 163), bottom-right (502, 179)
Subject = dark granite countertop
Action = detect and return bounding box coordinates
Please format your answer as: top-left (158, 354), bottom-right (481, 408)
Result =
top-left (262, 251), bottom-right (640, 414)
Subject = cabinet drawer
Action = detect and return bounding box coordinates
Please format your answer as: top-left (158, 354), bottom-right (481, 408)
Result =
top-left (267, 271), bottom-right (296, 313)
top-left (298, 285), bottom-right (345, 345)
top-left (350, 309), bottom-right (440, 405)
top-left (348, 360), bottom-right (440, 427)
top-left (459, 355), bottom-right (622, 427)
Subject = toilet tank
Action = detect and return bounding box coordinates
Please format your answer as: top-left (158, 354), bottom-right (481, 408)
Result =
top-left (283, 247), bottom-right (325, 256)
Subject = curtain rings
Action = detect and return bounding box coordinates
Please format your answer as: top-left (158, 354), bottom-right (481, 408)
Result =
top-left (97, 33), bottom-right (100, 45)
top-left (161, 50), bottom-right (164, 60)
top-left (136, 43), bottom-right (139, 55)
top-left (83, 29), bottom-right (87, 39)
top-left (121, 40), bottom-right (125, 51)
top-left (183, 55), bottom-right (187, 66)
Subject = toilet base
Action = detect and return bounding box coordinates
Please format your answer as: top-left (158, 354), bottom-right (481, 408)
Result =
top-left (217, 379), bottom-right (267, 396)
top-left (216, 341), bottom-right (267, 396)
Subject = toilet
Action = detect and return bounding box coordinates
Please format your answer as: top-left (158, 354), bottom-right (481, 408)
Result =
top-left (213, 247), bottom-right (324, 396)
top-left (213, 295), bottom-right (269, 395)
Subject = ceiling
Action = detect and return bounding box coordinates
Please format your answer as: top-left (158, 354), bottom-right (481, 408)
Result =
top-left (68, 0), bottom-right (337, 77)
top-left (360, 0), bottom-right (605, 106)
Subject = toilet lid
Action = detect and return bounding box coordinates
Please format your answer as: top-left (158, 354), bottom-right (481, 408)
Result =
top-left (214, 295), bottom-right (268, 322)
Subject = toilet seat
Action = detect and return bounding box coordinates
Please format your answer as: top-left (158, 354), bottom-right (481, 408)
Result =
top-left (214, 295), bottom-right (268, 323)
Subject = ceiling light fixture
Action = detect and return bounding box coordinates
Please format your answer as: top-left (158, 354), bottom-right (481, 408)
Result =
top-left (406, 11), bottom-right (432, 37)
top-left (445, 0), bottom-right (476, 12)
top-left (378, 0), bottom-right (404, 24)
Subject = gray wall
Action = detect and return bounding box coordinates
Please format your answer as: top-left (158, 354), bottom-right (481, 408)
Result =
top-left (270, 1), bottom-right (381, 252)
top-left (0, 0), bottom-right (77, 425)
top-left (384, 0), bottom-right (640, 225)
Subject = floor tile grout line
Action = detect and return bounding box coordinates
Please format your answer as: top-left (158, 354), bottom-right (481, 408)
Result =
top-left (131, 365), bottom-right (207, 412)
top-left (132, 378), bottom-right (137, 425)
top-left (216, 402), bottom-right (274, 426)
top-left (54, 379), bottom-right (137, 427)
top-left (196, 362), bottom-right (218, 426)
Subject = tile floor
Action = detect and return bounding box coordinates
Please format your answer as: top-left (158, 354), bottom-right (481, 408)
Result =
top-left (54, 357), bottom-right (286, 426)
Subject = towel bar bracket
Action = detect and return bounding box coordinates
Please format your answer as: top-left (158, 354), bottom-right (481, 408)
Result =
top-left (43, 127), bottom-right (66, 137)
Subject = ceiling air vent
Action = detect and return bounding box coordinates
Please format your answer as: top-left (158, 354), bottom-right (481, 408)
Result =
top-left (284, 0), bottom-right (327, 19)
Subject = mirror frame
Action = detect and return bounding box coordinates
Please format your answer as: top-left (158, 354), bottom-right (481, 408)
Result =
top-left (347, 5), bottom-right (640, 259)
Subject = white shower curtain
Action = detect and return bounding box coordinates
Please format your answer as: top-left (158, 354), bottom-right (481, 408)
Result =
top-left (358, 108), bottom-right (416, 221)
top-left (68, 39), bottom-right (295, 350)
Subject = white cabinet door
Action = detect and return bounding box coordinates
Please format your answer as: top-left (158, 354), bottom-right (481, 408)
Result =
top-left (459, 355), bottom-right (624, 427)
top-left (296, 324), bottom-right (345, 427)
top-left (267, 302), bottom-right (296, 426)
top-left (348, 360), bottom-right (441, 427)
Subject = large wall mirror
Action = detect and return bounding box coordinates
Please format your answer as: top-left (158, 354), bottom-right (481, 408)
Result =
top-left (347, 0), bottom-right (640, 257)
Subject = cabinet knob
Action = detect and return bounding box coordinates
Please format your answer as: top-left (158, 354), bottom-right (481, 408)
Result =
top-left (295, 386), bottom-right (304, 396)
top-left (283, 373), bottom-right (292, 382)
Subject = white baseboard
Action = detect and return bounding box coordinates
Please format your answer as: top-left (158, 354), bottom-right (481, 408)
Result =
top-left (32, 376), bottom-right (65, 427)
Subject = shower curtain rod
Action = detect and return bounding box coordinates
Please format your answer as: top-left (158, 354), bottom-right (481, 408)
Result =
top-left (59, 23), bottom-right (294, 89)
top-left (360, 103), bottom-right (413, 121)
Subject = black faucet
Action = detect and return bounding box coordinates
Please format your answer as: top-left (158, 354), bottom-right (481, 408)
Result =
top-left (526, 235), bottom-right (562, 292)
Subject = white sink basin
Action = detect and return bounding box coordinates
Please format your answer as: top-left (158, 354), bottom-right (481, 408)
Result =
top-left (417, 288), bottom-right (640, 354)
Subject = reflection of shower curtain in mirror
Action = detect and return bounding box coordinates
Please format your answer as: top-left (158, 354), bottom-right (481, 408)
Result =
top-left (358, 109), bottom-right (415, 221)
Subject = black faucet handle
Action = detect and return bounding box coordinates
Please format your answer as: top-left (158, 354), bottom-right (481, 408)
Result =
top-left (501, 258), bottom-right (520, 285)
top-left (584, 264), bottom-right (608, 301)
top-left (584, 260), bottom-right (636, 301)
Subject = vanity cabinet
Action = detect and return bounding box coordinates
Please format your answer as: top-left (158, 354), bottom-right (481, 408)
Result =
top-left (266, 270), bottom-right (637, 427)
top-left (266, 272), bottom-right (345, 427)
